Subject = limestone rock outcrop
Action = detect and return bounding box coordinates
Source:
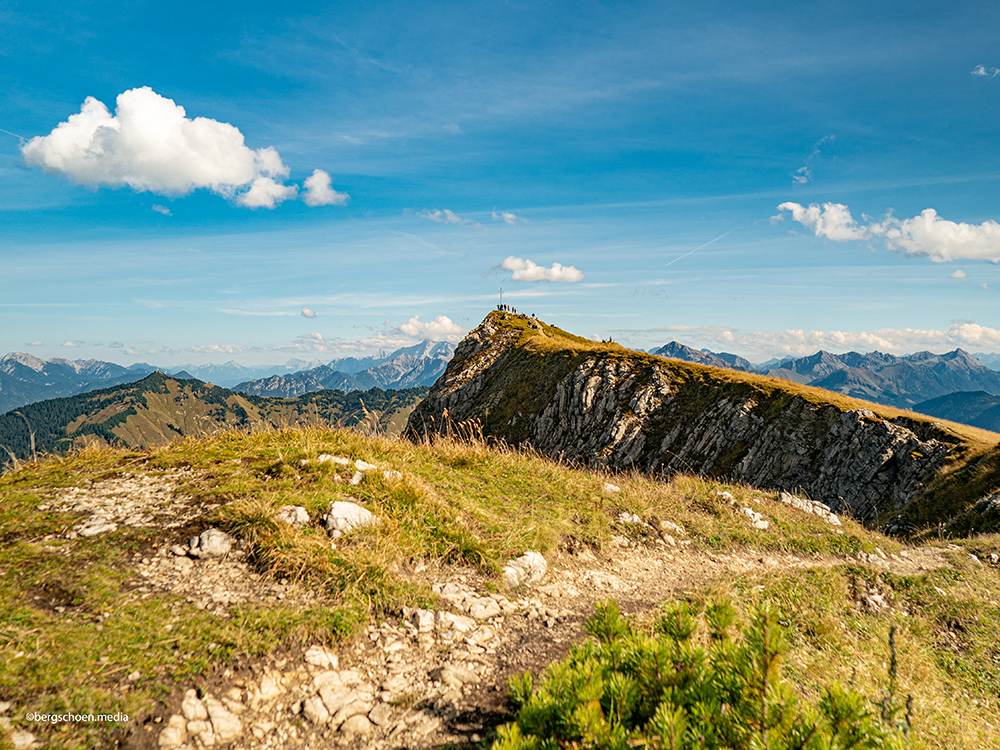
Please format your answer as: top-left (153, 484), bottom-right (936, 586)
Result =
top-left (408, 312), bottom-right (972, 525)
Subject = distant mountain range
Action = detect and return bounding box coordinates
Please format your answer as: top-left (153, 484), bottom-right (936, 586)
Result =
top-left (0, 352), bottom-right (159, 415)
top-left (0, 341), bottom-right (455, 415)
top-left (649, 342), bottom-right (756, 372)
top-left (232, 341), bottom-right (456, 397)
top-left (912, 391), bottom-right (1000, 433)
top-left (0, 372), bottom-right (426, 465)
top-left (652, 341), bottom-right (1000, 428)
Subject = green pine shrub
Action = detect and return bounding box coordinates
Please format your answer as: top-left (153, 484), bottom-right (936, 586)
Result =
top-left (494, 600), bottom-right (909, 750)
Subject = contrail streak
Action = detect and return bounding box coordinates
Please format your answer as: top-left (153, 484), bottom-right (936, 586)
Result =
top-left (0, 128), bottom-right (26, 140)
top-left (664, 230), bottom-right (733, 267)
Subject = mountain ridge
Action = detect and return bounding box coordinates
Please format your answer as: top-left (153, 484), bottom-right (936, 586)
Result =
top-left (409, 312), bottom-right (1000, 534)
top-left (0, 341), bottom-right (454, 413)
top-left (0, 372), bottom-right (426, 464)
top-left (654, 341), bottom-right (1000, 416)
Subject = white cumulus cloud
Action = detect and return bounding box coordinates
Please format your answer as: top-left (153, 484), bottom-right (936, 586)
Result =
top-left (237, 177), bottom-right (297, 209)
top-left (949, 270), bottom-right (967, 278)
top-left (777, 202), bottom-right (1000, 263)
top-left (775, 202), bottom-right (871, 241)
top-left (396, 315), bottom-right (466, 342)
top-left (301, 306), bottom-right (317, 319)
top-left (302, 169), bottom-right (349, 207)
top-left (874, 209), bottom-right (1000, 262)
top-left (498, 256), bottom-right (585, 282)
top-left (22, 86), bottom-right (298, 209)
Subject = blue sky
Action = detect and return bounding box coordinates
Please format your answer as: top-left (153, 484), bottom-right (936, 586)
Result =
top-left (4, 0), bottom-right (1000, 365)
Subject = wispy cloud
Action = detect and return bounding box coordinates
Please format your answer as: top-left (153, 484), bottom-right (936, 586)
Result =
top-left (26, 341), bottom-right (42, 346)
top-left (152, 204), bottom-right (172, 216)
top-left (496, 256), bottom-right (585, 282)
top-left (791, 134), bottom-right (835, 185)
top-left (421, 209), bottom-right (468, 224)
top-left (217, 308), bottom-right (298, 317)
top-left (492, 210), bottom-right (528, 226)
top-left (972, 65), bottom-right (1000, 78)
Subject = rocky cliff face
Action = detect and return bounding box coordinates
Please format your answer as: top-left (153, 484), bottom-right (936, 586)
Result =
top-left (408, 313), bottom-right (989, 527)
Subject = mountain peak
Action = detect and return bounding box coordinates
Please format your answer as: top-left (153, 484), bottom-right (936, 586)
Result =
top-left (0, 352), bottom-right (47, 372)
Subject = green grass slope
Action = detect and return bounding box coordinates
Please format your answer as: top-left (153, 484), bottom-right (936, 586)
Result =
top-left (1, 428), bottom-right (999, 747)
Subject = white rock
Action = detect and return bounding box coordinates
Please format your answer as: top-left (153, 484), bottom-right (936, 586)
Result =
top-left (739, 506), bottom-right (769, 530)
top-left (78, 519), bottom-right (118, 537)
top-left (312, 670), bottom-right (342, 692)
top-left (319, 684), bottom-right (353, 715)
top-left (316, 454), bottom-right (351, 467)
top-left (182, 689), bottom-right (208, 721)
top-left (341, 714), bottom-right (374, 735)
top-left (323, 501), bottom-right (378, 538)
top-left (502, 551), bottom-right (548, 588)
top-left (603, 482), bottom-right (621, 493)
top-left (368, 702), bottom-right (394, 727)
top-left (11, 731), bottom-right (37, 750)
top-left (659, 520), bottom-right (684, 534)
top-left (305, 645), bottom-right (339, 669)
top-left (257, 671), bottom-right (284, 702)
top-left (186, 719), bottom-right (213, 746)
top-left (436, 611), bottom-right (477, 633)
top-left (776, 491), bottom-right (841, 526)
top-left (434, 582), bottom-right (469, 606)
top-left (337, 668), bottom-right (364, 686)
top-left (717, 491), bottom-right (735, 503)
top-left (302, 695), bottom-right (330, 725)
top-left (382, 470), bottom-right (403, 481)
top-left (990, 553), bottom-right (999, 565)
top-left (618, 511), bottom-right (642, 524)
top-left (408, 608), bottom-right (435, 632)
top-left (158, 715), bottom-right (187, 749)
top-left (429, 664), bottom-right (478, 688)
top-left (466, 626), bottom-right (496, 647)
top-left (381, 673), bottom-right (411, 694)
top-left (196, 529), bottom-right (233, 558)
top-left (276, 505), bottom-right (309, 528)
top-left (467, 598), bottom-right (502, 619)
top-left (348, 471), bottom-right (364, 486)
top-left (205, 696), bottom-right (242, 743)
top-left (355, 460), bottom-right (378, 471)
